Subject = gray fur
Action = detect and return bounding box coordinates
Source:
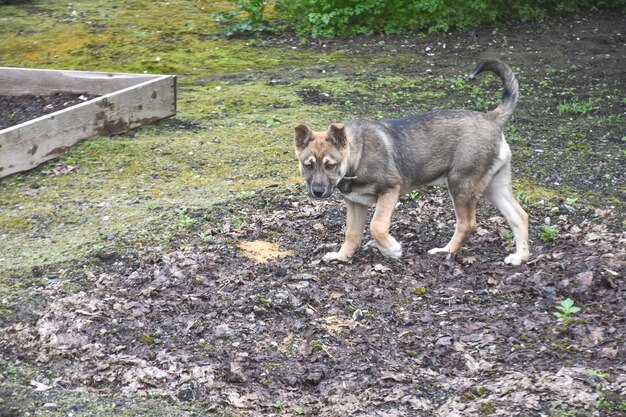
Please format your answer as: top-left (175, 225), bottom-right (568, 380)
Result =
top-left (294, 58), bottom-right (530, 265)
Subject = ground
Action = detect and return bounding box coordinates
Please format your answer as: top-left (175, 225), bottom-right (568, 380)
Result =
top-left (0, 1), bottom-right (625, 416)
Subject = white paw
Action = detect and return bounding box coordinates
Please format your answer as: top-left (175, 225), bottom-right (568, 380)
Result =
top-left (504, 253), bottom-right (528, 266)
top-left (322, 252), bottom-right (348, 263)
top-left (377, 238), bottom-right (402, 259)
top-left (428, 247), bottom-right (450, 255)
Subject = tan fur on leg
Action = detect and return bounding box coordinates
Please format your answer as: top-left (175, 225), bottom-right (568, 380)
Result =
top-left (428, 196), bottom-right (478, 255)
top-left (323, 200), bottom-right (368, 262)
top-left (370, 187), bottom-right (402, 258)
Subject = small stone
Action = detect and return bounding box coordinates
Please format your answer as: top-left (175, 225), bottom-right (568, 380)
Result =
top-left (304, 368), bottom-right (325, 385)
top-left (177, 388), bottom-right (193, 402)
top-left (275, 265), bottom-right (288, 277)
top-left (228, 361), bottom-right (247, 383)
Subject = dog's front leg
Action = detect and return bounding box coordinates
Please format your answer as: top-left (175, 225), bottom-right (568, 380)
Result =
top-left (370, 186), bottom-right (402, 259)
top-left (322, 200), bottom-right (368, 262)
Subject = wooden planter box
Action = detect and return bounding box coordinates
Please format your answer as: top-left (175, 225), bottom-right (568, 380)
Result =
top-left (0, 67), bottom-right (176, 178)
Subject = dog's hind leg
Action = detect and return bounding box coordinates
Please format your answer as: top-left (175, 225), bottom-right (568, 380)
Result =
top-left (428, 189), bottom-right (478, 256)
top-left (370, 186), bottom-right (402, 258)
top-left (322, 200), bottom-right (368, 262)
top-left (486, 165), bottom-right (530, 265)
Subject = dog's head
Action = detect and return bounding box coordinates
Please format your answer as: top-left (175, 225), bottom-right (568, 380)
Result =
top-left (294, 123), bottom-right (349, 199)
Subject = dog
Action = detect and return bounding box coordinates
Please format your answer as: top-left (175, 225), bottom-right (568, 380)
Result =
top-left (294, 58), bottom-right (530, 266)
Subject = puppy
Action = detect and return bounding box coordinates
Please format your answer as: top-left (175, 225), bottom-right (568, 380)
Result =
top-left (294, 59), bottom-right (529, 265)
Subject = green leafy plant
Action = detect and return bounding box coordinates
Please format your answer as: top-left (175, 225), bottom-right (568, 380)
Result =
top-left (540, 225), bottom-right (557, 242)
top-left (233, 0), bottom-right (269, 24)
top-left (265, 117), bottom-right (281, 127)
top-left (596, 395), bottom-right (626, 412)
top-left (501, 230), bottom-right (514, 243)
top-left (175, 207), bottom-right (196, 230)
top-left (557, 98), bottom-right (595, 115)
top-left (224, 0), bottom-right (273, 36)
top-left (406, 190), bottom-right (420, 201)
top-left (587, 369), bottom-right (609, 379)
top-left (553, 298), bottom-right (581, 328)
top-left (587, 369), bottom-right (609, 391)
top-left (562, 197), bottom-right (578, 213)
top-left (273, 400), bottom-right (286, 410)
top-left (258, 295), bottom-right (273, 308)
top-left (453, 75), bottom-right (468, 90)
top-left (506, 125), bottom-right (527, 143)
top-left (230, 216), bottom-right (243, 230)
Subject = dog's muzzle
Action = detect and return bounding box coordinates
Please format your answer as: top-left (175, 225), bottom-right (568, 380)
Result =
top-left (309, 183), bottom-right (333, 199)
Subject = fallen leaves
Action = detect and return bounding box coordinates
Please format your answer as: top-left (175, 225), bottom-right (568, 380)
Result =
top-left (52, 164), bottom-right (79, 176)
top-left (0, 190), bottom-right (624, 416)
top-left (19, 187), bottom-right (40, 196)
top-left (30, 380), bottom-right (53, 392)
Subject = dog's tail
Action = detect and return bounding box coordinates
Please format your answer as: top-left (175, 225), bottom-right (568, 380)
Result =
top-left (469, 58), bottom-right (518, 126)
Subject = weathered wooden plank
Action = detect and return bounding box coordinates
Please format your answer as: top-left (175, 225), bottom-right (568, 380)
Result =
top-left (0, 67), bottom-right (159, 96)
top-left (0, 74), bottom-right (176, 178)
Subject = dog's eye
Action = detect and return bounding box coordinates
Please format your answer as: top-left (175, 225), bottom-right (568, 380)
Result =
top-left (304, 163), bottom-right (314, 171)
top-left (325, 163), bottom-right (336, 170)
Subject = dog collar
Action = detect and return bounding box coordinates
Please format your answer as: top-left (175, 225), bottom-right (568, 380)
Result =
top-left (337, 173), bottom-right (357, 194)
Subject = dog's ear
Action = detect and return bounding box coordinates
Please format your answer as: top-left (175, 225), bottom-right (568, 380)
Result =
top-left (294, 124), bottom-right (312, 150)
top-left (328, 123), bottom-right (347, 149)
top-left (294, 124), bottom-right (311, 149)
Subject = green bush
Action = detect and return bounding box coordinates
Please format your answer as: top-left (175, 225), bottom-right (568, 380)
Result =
top-left (275, 0), bottom-right (626, 37)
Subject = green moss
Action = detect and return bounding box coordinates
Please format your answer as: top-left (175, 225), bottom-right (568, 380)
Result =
top-left (413, 287), bottom-right (427, 296)
top-left (258, 295), bottom-right (273, 308)
top-left (548, 339), bottom-right (579, 353)
top-left (394, 296), bottom-right (412, 307)
top-left (0, 0), bottom-right (335, 79)
top-left (477, 401), bottom-right (497, 415)
top-left (139, 333), bottom-right (156, 346)
top-left (310, 340), bottom-right (325, 352)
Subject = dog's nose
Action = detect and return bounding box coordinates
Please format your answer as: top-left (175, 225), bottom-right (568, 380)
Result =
top-left (311, 185), bottom-right (326, 198)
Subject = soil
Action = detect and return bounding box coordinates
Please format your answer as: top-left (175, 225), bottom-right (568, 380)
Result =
top-left (1, 187), bottom-right (625, 416)
top-left (0, 9), bottom-right (625, 417)
top-left (0, 92), bottom-right (99, 130)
